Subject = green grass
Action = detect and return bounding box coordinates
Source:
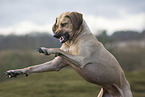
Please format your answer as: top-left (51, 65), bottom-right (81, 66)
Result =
top-left (0, 68), bottom-right (145, 97)
top-left (126, 69), bottom-right (145, 97)
top-left (0, 68), bottom-right (100, 97)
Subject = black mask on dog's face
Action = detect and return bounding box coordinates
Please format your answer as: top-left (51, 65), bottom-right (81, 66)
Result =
top-left (53, 32), bottom-right (70, 43)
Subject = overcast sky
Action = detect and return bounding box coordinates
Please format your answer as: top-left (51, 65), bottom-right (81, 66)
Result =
top-left (0, 0), bottom-right (145, 35)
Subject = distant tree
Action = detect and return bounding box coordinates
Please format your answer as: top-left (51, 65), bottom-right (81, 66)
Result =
top-left (96, 30), bottom-right (113, 45)
top-left (141, 30), bottom-right (145, 39)
top-left (112, 31), bottom-right (141, 41)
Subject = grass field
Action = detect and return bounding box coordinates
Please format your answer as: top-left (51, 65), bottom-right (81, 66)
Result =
top-left (0, 68), bottom-right (145, 97)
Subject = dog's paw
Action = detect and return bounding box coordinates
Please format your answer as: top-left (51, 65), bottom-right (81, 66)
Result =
top-left (37, 47), bottom-right (50, 55)
top-left (5, 70), bottom-right (23, 78)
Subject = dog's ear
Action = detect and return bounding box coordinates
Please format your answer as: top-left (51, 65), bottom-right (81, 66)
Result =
top-left (52, 18), bottom-right (57, 33)
top-left (66, 12), bottom-right (83, 29)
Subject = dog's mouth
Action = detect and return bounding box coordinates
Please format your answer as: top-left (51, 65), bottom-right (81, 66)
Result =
top-left (53, 32), bottom-right (70, 43)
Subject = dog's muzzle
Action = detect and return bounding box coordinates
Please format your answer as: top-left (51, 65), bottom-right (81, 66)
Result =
top-left (53, 32), bottom-right (70, 43)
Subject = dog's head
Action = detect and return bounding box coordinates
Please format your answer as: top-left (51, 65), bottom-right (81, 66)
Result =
top-left (52, 12), bottom-right (83, 43)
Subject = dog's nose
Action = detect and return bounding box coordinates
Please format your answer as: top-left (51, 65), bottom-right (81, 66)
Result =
top-left (53, 32), bottom-right (62, 39)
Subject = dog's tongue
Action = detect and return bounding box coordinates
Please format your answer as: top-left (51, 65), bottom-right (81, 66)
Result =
top-left (54, 32), bottom-right (70, 43)
top-left (59, 36), bottom-right (65, 43)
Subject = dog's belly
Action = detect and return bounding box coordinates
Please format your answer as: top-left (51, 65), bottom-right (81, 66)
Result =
top-left (70, 63), bottom-right (122, 86)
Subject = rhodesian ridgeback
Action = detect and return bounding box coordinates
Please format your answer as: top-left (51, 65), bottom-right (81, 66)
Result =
top-left (6, 12), bottom-right (132, 97)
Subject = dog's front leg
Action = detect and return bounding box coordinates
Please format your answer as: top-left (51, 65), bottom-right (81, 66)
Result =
top-left (5, 57), bottom-right (68, 78)
top-left (38, 47), bottom-right (85, 68)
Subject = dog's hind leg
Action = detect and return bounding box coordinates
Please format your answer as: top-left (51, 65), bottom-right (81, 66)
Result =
top-left (97, 88), bottom-right (104, 97)
top-left (97, 88), bottom-right (112, 97)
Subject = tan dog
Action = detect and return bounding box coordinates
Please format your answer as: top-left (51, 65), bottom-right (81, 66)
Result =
top-left (6, 12), bottom-right (132, 97)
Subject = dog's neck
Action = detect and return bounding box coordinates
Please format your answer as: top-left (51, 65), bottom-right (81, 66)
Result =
top-left (64, 20), bottom-right (92, 46)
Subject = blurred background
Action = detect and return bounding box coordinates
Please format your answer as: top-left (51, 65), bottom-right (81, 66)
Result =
top-left (0, 0), bottom-right (145, 97)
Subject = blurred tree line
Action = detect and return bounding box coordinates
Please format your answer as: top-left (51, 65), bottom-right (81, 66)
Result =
top-left (0, 33), bottom-right (61, 50)
top-left (97, 30), bottom-right (145, 71)
top-left (0, 30), bottom-right (145, 81)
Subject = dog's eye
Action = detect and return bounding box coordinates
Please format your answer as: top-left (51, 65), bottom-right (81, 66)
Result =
top-left (61, 23), bottom-right (67, 27)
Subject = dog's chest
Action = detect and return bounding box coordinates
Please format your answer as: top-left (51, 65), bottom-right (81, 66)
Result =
top-left (63, 45), bottom-right (79, 55)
